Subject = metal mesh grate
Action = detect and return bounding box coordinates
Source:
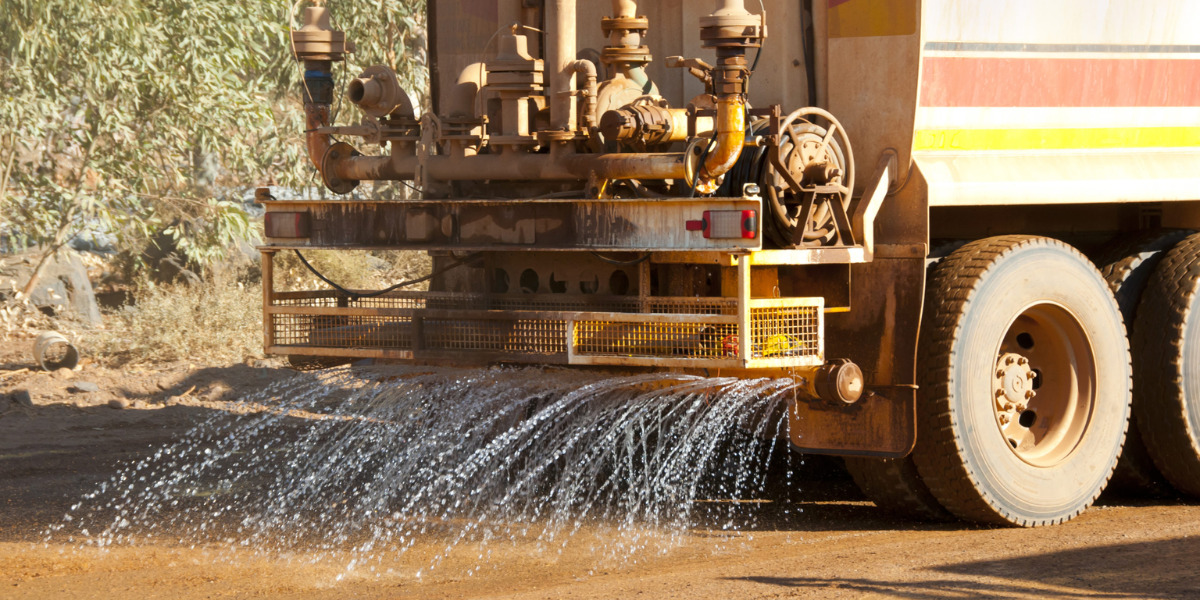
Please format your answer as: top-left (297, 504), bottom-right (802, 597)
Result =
top-left (272, 314), bottom-right (413, 349)
top-left (269, 290), bottom-right (819, 366)
top-left (423, 319), bottom-right (566, 354)
top-left (573, 321), bottom-right (738, 359)
top-left (748, 304), bottom-right (821, 359)
top-left (271, 291), bottom-right (736, 315)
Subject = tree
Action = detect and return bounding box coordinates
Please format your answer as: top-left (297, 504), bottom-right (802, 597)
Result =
top-left (0, 0), bottom-right (428, 293)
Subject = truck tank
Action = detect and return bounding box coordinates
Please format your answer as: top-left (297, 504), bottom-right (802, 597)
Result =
top-left (263, 0), bottom-right (1200, 526)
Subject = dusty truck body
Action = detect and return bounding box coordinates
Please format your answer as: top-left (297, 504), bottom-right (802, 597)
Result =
top-left (262, 0), bottom-right (1200, 526)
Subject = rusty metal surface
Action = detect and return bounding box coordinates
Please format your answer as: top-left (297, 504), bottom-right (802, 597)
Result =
top-left (260, 197), bottom-right (763, 251)
top-left (788, 386), bottom-right (917, 457)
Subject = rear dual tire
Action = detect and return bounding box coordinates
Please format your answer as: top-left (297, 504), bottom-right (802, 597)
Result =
top-left (851, 236), bottom-right (1131, 526)
top-left (1132, 234), bottom-right (1200, 497)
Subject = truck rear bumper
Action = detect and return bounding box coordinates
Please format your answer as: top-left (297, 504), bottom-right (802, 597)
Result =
top-left (264, 259), bottom-right (824, 371)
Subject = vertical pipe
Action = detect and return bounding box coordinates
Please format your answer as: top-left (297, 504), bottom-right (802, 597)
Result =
top-left (737, 254), bottom-right (752, 366)
top-left (612, 0), bottom-right (636, 19)
top-left (546, 0), bottom-right (577, 132)
top-left (262, 251), bottom-right (275, 352)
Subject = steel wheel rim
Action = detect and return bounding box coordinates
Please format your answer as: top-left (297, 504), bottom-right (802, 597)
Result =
top-left (992, 303), bottom-right (1098, 467)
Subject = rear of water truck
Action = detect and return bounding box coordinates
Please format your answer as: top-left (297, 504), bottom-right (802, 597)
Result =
top-left (260, 0), bottom-right (1200, 526)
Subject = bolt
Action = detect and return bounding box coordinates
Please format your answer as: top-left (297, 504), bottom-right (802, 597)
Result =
top-left (996, 389), bottom-right (1006, 398)
top-left (1006, 356), bottom-right (1016, 365)
top-left (1027, 370), bottom-right (1036, 379)
top-left (1017, 403), bottom-right (1027, 412)
top-left (997, 370), bottom-right (1007, 378)
top-left (999, 415), bottom-right (1010, 425)
top-left (1025, 390), bottom-right (1035, 400)
top-left (1017, 357), bottom-right (1028, 366)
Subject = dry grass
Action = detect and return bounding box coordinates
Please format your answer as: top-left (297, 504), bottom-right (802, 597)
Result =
top-left (2, 250), bottom-right (433, 366)
top-left (80, 250), bottom-right (432, 366)
top-left (84, 271), bottom-right (264, 366)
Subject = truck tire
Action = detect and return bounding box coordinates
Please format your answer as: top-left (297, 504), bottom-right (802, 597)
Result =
top-left (843, 456), bottom-right (952, 521)
top-left (912, 236), bottom-right (1131, 526)
top-left (1095, 230), bottom-right (1192, 497)
top-left (1131, 233), bottom-right (1200, 497)
top-left (843, 241), bottom-right (966, 523)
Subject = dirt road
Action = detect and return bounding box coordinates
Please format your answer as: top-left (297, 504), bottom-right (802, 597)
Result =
top-left (1, 352), bottom-right (1197, 599)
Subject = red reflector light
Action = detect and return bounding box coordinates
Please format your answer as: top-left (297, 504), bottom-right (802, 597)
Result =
top-left (264, 211), bottom-right (311, 239)
top-left (700, 210), bottom-right (757, 239)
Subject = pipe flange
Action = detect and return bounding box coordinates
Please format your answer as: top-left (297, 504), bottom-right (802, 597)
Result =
top-left (290, 8), bottom-right (347, 62)
top-left (601, 46), bottom-right (653, 66)
top-left (348, 65), bottom-right (408, 119)
top-left (700, 26), bottom-right (765, 49)
top-left (537, 130), bottom-right (577, 143)
top-left (321, 142), bottom-right (361, 195)
top-left (601, 16), bottom-right (650, 33)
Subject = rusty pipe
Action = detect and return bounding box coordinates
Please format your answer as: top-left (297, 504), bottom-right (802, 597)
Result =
top-left (305, 101), bottom-right (332, 175)
top-left (694, 95), bottom-right (746, 194)
top-left (566, 59), bottom-right (599, 129)
top-left (328, 150), bottom-right (686, 183)
top-left (546, 0), bottom-right (578, 132)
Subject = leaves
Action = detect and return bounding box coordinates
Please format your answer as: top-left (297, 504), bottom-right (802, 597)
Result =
top-left (0, 0), bottom-right (427, 273)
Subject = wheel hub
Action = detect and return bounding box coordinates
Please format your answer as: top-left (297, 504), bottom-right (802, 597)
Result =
top-left (994, 352), bottom-right (1037, 441)
top-left (992, 304), bottom-right (1097, 468)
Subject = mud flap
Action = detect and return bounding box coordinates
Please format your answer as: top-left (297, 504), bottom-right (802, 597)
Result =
top-left (793, 249), bottom-right (926, 458)
top-left (788, 385), bottom-right (916, 457)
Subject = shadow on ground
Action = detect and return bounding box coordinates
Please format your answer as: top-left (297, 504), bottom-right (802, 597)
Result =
top-left (732, 535), bottom-right (1200, 599)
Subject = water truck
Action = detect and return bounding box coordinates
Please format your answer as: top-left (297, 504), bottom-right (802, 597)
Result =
top-left (261, 0), bottom-right (1200, 526)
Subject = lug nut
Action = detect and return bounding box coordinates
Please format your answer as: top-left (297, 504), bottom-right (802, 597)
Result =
top-left (1017, 403), bottom-right (1027, 412)
top-left (999, 415), bottom-right (1010, 425)
top-left (1006, 357), bottom-right (1016, 365)
top-left (1027, 370), bottom-right (1036, 379)
top-left (1017, 357), bottom-right (1028, 366)
top-left (1025, 390), bottom-right (1035, 400)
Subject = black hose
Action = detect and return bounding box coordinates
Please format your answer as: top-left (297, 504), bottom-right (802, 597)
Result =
top-left (293, 250), bottom-right (481, 301)
top-left (591, 252), bottom-right (651, 267)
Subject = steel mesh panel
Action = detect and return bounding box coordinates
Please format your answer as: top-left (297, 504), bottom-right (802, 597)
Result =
top-left (423, 319), bottom-right (566, 354)
top-left (270, 289), bottom-right (818, 365)
top-left (749, 305), bottom-right (820, 359)
top-left (271, 313), bottom-right (565, 355)
top-left (574, 321), bottom-right (738, 359)
top-left (272, 291), bottom-right (735, 315)
top-left (272, 314), bottom-right (413, 349)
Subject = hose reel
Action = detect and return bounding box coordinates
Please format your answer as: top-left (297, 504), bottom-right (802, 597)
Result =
top-left (722, 107), bottom-right (856, 248)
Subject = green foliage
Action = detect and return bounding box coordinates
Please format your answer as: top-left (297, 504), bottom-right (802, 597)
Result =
top-left (0, 0), bottom-right (427, 280)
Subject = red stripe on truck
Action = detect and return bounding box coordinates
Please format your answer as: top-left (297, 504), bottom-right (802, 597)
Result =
top-left (921, 57), bottom-right (1200, 108)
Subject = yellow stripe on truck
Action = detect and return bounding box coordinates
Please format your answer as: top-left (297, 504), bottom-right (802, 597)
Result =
top-left (828, 0), bottom-right (918, 38)
top-left (914, 127), bottom-right (1200, 152)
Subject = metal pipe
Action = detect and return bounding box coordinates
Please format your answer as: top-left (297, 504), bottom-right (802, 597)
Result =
top-left (332, 151), bottom-right (686, 183)
top-left (448, 62), bottom-right (487, 118)
top-left (604, 0), bottom-right (652, 91)
top-left (566, 59), bottom-right (598, 129)
top-left (695, 95), bottom-right (747, 193)
top-left (546, 0), bottom-right (578, 132)
top-left (305, 99), bottom-right (332, 175)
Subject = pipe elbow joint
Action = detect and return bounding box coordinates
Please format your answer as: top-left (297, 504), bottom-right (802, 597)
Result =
top-left (695, 96), bottom-right (747, 194)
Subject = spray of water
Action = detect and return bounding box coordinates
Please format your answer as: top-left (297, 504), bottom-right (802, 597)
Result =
top-left (46, 366), bottom-right (801, 577)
